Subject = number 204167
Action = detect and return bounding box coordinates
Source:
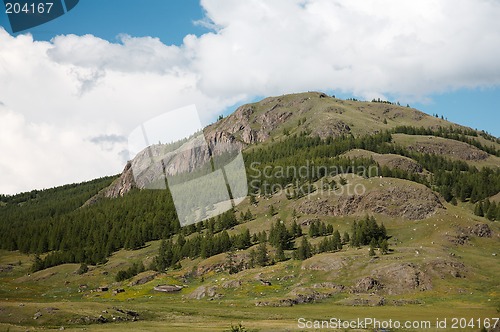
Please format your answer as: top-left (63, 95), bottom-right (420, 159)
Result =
top-left (5, 2), bottom-right (54, 14)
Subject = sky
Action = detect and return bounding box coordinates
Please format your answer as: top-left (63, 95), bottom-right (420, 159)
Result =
top-left (0, 0), bottom-right (499, 194)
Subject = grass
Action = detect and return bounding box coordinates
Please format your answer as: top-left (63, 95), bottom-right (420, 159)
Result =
top-left (1, 145), bottom-right (499, 331)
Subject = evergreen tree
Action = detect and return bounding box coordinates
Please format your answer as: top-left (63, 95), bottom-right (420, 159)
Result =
top-left (380, 239), bottom-right (389, 255)
top-left (268, 205), bottom-right (276, 216)
top-left (369, 238), bottom-right (377, 257)
top-left (225, 249), bottom-right (239, 274)
top-left (342, 231), bottom-right (350, 244)
top-left (77, 263), bottom-right (88, 275)
top-left (486, 201), bottom-right (497, 220)
top-left (474, 201), bottom-right (484, 217)
top-left (244, 209), bottom-right (253, 221)
top-left (295, 237), bottom-right (312, 260)
top-left (248, 248), bottom-right (256, 268)
top-left (275, 244), bottom-right (286, 262)
top-left (256, 242), bottom-right (269, 267)
top-left (332, 230), bottom-right (342, 250)
top-left (31, 254), bottom-right (44, 272)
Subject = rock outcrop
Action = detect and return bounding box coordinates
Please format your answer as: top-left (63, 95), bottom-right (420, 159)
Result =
top-left (298, 180), bottom-right (444, 220)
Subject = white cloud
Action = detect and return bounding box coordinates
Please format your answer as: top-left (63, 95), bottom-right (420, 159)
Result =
top-left (1, 0), bottom-right (500, 193)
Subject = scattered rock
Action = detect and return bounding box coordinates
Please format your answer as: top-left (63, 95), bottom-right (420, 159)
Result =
top-left (0, 265), bottom-right (13, 273)
top-left (44, 307), bottom-right (59, 314)
top-left (153, 285), bottom-right (183, 293)
top-left (259, 279), bottom-right (272, 286)
top-left (256, 286), bottom-right (344, 307)
top-left (341, 295), bottom-right (386, 306)
top-left (301, 218), bottom-right (319, 226)
top-left (425, 259), bottom-right (467, 279)
top-left (113, 288), bottom-right (125, 295)
top-left (113, 307), bottom-right (139, 318)
top-left (130, 272), bottom-right (158, 286)
top-left (447, 233), bottom-right (469, 245)
top-left (469, 223), bottom-right (492, 238)
top-left (352, 277), bottom-right (382, 293)
top-left (372, 263), bottom-right (432, 295)
top-left (301, 253), bottom-right (347, 272)
top-left (187, 285), bottom-right (219, 300)
top-left (222, 279), bottom-right (242, 289)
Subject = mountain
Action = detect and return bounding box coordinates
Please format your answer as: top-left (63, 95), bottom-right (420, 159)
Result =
top-left (97, 91), bottom-right (499, 204)
top-left (1, 92), bottom-right (499, 331)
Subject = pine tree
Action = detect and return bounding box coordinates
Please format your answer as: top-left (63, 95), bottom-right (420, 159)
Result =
top-left (244, 209), bottom-right (253, 221)
top-left (268, 205), bottom-right (276, 216)
top-left (256, 242), bottom-right (269, 266)
top-left (295, 237), bottom-right (312, 260)
top-left (326, 224), bottom-right (334, 235)
top-left (474, 202), bottom-right (484, 217)
top-left (77, 263), bottom-right (88, 275)
top-left (342, 231), bottom-right (350, 244)
top-left (31, 254), bottom-right (44, 272)
top-left (333, 230), bottom-right (342, 250)
top-left (486, 201), bottom-right (497, 220)
top-left (275, 244), bottom-right (286, 262)
top-left (380, 239), bottom-right (389, 255)
top-left (369, 238), bottom-right (377, 257)
top-left (225, 249), bottom-right (239, 274)
top-left (248, 248), bottom-right (256, 268)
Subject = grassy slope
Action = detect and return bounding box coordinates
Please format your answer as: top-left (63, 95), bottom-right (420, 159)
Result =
top-left (1, 180), bottom-right (499, 331)
top-left (392, 134), bottom-right (500, 169)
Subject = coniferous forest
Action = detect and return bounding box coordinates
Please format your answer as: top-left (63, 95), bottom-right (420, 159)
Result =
top-left (0, 126), bottom-right (499, 273)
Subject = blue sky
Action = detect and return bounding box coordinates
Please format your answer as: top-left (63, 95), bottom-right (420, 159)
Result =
top-left (0, 0), bottom-right (207, 44)
top-left (1, 0), bottom-right (498, 136)
top-left (0, 0), bottom-right (499, 193)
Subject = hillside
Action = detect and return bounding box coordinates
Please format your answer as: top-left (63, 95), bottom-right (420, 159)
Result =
top-left (0, 92), bottom-right (499, 331)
